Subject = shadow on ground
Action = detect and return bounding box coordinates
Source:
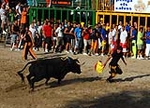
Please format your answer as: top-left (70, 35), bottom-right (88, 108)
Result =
top-left (63, 74), bottom-right (150, 108)
top-left (9, 74), bottom-right (150, 92)
top-left (48, 76), bottom-right (102, 88)
top-left (65, 90), bottom-right (150, 108)
top-left (5, 76), bottom-right (101, 92)
top-left (112, 74), bottom-right (150, 83)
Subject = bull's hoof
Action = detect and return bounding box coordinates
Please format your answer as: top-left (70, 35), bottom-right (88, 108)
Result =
top-left (57, 82), bottom-right (61, 85)
top-left (45, 83), bottom-right (49, 86)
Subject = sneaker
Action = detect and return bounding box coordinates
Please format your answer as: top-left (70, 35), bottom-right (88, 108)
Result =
top-left (65, 50), bottom-right (69, 53)
top-left (95, 53), bottom-right (99, 56)
top-left (137, 56), bottom-right (140, 60)
top-left (2, 30), bottom-right (7, 35)
top-left (69, 50), bottom-right (73, 53)
top-left (91, 54), bottom-right (94, 56)
top-left (34, 48), bottom-right (37, 51)
top-left (33, 47), bottom-right (35, 50)
top-left (101, 53), bottom-right (104, 56)
top-left (10, 48), bottom-right (14, 51)
top-left (146, 57), bottom-right (149, 60)
top-left (88, 53), bottom-right (94, 56)
top-left (45, 49), bottom-right (48, 53)
top-left (17, 49), bottom-right (21, 51)
top-left (14, 49), bottom-right (17, 51)
top-left (140, 56), bottom-right (144, 60)
top-left (83, 53), bottom-right (88, 55)
top-left (131, 56), bottom-right (136, 59)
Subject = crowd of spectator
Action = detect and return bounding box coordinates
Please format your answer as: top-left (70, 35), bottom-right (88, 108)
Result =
top-left (0, 1), bottom-right (150, 60)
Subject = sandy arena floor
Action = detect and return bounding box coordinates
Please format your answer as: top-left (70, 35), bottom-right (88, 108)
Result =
top-left (0, 44), bottom-right (150, 108)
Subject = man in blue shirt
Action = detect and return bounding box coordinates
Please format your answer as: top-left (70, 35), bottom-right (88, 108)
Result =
top-left (74, 23), bottom-right (82, 54)
top-left (101, 26), bottom-right (107, 56)
top-left (99, 25), bottom-right (107, 56)
top-left (125, 22), bottom-right (131, 55)
top-left (145, 27), bottom-right (150, 60)
top-left (125, 22), bottom-right (130, 34)
top-left (130, 26), bottom-right (137, 58)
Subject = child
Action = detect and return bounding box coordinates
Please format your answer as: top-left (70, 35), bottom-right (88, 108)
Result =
top-left (103, 46), bottom-right (127, 82)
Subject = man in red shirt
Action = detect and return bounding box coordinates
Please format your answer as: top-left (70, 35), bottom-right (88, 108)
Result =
top-left (42, 21), bottom-right (52, 52)
top-left (82, 26), bottom-right (90, 55)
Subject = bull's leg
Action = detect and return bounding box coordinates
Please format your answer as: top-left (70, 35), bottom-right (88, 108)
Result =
top-left (58, 79), bottom-right (62, 84)
top-left (45, 77), bottom-right (50, 85)
top-left (26, 74), bottom-right (32, 87)
top-left (30, 77), bottom-right (44, 91)
top-left (30, 80), bottom-right (35, 91)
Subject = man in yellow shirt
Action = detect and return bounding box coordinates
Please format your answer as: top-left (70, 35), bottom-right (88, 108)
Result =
top-left (137, 27), bottom-right (144, 59)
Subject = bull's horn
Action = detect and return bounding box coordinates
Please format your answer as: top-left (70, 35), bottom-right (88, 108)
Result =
top-left (74, 58), bottom-right (85, 65)
top-left (74, 57), bottom-right (79, 60)
top-left (77, 61), bottom-right (85, 66)
top-left (80, 62), bottom-right (85, 65)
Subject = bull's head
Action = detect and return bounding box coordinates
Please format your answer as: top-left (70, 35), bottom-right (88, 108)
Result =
top-left (66, 57), bottom-right (82, 74)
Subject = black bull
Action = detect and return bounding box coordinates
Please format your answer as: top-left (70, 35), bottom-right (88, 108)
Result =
top-left (17, 57), bottom-right (82, 91)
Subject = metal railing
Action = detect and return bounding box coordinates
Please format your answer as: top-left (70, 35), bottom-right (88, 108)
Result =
top-left (29, 6), bottom-right (96, 26)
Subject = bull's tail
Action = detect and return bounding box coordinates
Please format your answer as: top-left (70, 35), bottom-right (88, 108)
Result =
top-left (17, 61), bottom-right (34, 82)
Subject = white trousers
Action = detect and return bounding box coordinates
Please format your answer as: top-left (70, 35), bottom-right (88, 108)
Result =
top-left (145, 44), bottom-right (150, 56)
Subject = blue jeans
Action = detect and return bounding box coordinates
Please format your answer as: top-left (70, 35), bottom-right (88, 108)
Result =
top-left (10, 34), bottom-right (18, 44)
top-left (75, 38), bottom-right (83, 53)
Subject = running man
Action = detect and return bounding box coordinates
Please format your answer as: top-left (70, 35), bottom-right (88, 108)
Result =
top-left (103, 46), bottom-right (127, 82)
top-left (22, 27), bottom-right (37, 60)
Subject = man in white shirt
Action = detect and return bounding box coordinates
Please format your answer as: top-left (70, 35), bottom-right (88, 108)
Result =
top-left (55, 23), bottom-right (63, 38)
top-left (118, 21), bottom-right (123, 32)
top-left (36, 21), bottom-right (42, 36)
top-left (108, 28), bottom-right (114, 55)
top-left (55, 23), bottom-right (64, 52)
top-left (0, 3), bottom-right (7, 34)
top-left (29, 22), bottom-right (36, 39)
top-left (15, 2), bottom-right (21, 25)
top-left (29, 22), bottom-right (37, 50)
top-left (112, 24), bottom-right (117, 42)
top-left (120, 26), bottom-right (128, 56)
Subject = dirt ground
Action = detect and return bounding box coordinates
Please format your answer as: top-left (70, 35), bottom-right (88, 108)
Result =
top-left (0, 43), bottom-right (150, 108)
